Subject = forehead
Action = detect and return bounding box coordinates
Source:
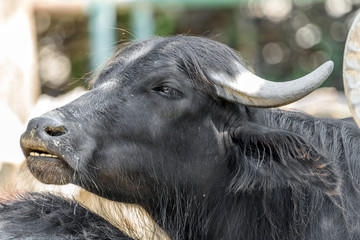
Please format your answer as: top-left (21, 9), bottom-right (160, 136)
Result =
top-left (116, 40), bottom-right (159, 66)
top-left (93, 36), bottom-right (241, 93)
top-left (94, 38), bottom-right (176, 86)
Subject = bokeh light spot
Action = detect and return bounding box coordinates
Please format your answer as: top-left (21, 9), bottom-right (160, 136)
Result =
top-left (295, 23), bottom-right (322, 49)
top-left (262, 42), bottom-right (285, 64)
top-left (325, 0), bottom-right (352, 18)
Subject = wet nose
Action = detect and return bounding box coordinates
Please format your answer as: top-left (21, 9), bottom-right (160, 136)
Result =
top-left (25, 117), bottom-right (68, 139)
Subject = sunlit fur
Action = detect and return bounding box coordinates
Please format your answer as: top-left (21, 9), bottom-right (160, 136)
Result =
top-left (1, 35), bottom-right (360, 240)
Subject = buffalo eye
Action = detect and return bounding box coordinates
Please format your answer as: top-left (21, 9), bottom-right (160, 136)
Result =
top-left (151, 85), bottom-right (183, 99)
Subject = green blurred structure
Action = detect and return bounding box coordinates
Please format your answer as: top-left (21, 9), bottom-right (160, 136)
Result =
top-left (87, 0), bottom-right (257, 70)
top-left (88, 1), bottom-right (117, 70)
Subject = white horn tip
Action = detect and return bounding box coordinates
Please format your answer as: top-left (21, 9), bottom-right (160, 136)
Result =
top-left (323, 60), bottom-right (334, 73)
top-left (313, 61), bottom-right (334, 83)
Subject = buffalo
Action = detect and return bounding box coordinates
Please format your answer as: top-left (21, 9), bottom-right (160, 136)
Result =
top-left (1, 17), bottom-right (360, 240)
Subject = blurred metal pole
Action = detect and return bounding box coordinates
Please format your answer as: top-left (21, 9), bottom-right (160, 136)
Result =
top-left (130, 3), bottom-right (154, 41)
top-left (88, 1), bottom-right (117, 71)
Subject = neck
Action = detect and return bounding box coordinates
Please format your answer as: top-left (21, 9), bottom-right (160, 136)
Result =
top-left (148, 185), bottom-right (337, 240)
top-left (145, 188), bottom-right (210, 240)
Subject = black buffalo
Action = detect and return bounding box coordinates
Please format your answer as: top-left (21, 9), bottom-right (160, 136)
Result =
top-left (1, 35), bottom-right (360, 240)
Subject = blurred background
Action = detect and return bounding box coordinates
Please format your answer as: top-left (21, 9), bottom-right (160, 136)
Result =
top-left (32, 0), bottom-right (360, 95)
top-left (0, 0), bottom-right (359, 189)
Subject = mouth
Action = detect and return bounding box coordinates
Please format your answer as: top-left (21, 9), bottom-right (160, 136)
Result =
top-left (29, 150), bottom-right (60, 161)
top-left (25, 148), bottom-right (74, 185)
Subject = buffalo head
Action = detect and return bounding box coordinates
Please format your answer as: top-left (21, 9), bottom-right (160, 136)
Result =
top-left (20, 35), bottom-right (334, 209)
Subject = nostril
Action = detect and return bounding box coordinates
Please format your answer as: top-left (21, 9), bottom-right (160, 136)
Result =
top-left (44, 125), bottom-right (67, 137)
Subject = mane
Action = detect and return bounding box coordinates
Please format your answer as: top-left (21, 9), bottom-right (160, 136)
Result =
top-left (144, 107), bottom-right (360, 240)
top-left (256, 109), bottom-right (360, 239)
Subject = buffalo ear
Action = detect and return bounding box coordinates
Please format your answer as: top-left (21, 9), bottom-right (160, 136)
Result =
top-left (226, 123), bottom-right (339, 195)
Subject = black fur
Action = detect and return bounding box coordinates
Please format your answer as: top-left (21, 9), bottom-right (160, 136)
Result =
top-left (143, 108), bottom-right (360, 240)
top-left (0, 193), bottom-right (132, 239)
top-left (5, 35), bottom-right (360, 239)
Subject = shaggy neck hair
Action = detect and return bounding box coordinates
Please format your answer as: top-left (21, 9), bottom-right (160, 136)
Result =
top-left (138, 107), bottom-right (360, 240)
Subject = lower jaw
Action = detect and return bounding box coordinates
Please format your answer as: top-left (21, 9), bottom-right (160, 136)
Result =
top-left (26, 157), bottom-right (74, 185)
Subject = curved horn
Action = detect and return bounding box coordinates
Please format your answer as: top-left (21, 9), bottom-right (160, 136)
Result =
top-left (343, 13), bottom-right (360, 128)
top-left (209, 61), bottom-right (334, 108)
